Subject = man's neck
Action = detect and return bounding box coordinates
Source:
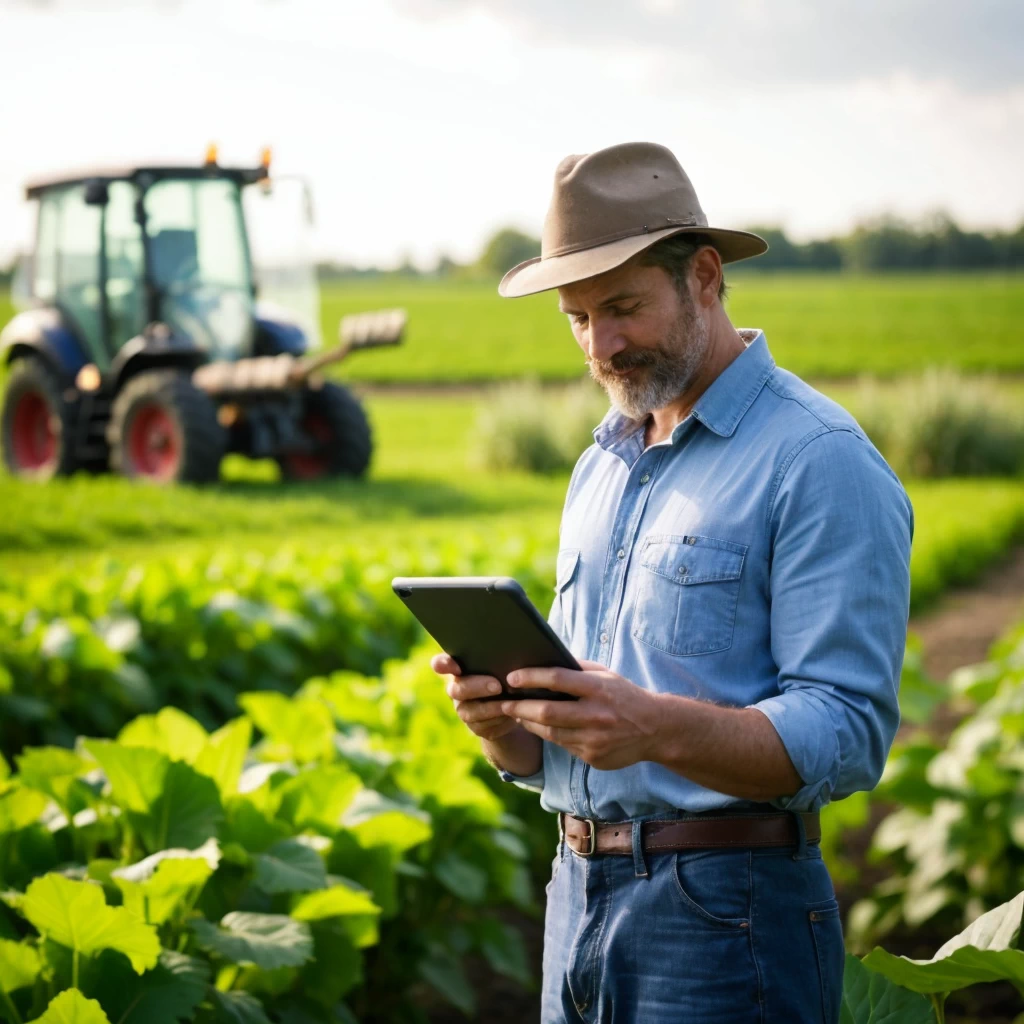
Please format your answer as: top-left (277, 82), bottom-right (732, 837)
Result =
top-left (643, 324), bottom-right (747, 447)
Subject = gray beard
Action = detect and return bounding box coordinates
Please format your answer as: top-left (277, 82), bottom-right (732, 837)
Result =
top-left (588, 298), bottom-right (711, 422)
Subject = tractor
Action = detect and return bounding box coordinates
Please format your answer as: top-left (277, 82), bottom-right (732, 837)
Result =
top-left (0, 149), bottom-right (404, 483)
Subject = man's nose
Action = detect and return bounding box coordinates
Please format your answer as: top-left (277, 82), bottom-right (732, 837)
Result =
top-left (586, 317), bottom-right (627, 363)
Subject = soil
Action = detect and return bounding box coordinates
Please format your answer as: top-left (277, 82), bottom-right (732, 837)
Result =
top-left (427, 547), bottom-right (1024, 1023)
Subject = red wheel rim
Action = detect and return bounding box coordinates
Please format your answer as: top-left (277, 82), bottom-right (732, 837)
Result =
top-left (11, 390), bottom-right (57, 472)
top-left (127, 403), bottom-right (180, 480)
top-left (285, 413), bottom-right (333, 480)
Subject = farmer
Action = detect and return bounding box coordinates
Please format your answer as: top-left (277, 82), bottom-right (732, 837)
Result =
top-left (431, 141), bottom-right (913, 1023)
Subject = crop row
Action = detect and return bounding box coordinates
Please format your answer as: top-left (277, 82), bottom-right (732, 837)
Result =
top-left (0, 642), bottom-right (551, 1024)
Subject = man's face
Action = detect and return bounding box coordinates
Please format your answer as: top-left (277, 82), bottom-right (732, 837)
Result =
top-left (558, 258), bottom-right (711, 421)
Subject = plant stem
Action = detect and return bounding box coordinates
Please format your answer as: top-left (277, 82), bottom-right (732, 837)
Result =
top-left (72, 949), bottom-right (79, 991)
top-left (1, 989), bottom-right (24, 1024)
top-left (929, 992), bottom-right (946, 1024)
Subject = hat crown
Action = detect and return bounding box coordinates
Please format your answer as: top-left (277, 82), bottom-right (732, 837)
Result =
top-left (542, 142), bottom-right (709, 258)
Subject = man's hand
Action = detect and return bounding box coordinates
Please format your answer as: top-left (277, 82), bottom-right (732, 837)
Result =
top-left (431, 652), bottom-right (519, 741)
top-left (430, 653), bottom-right (544, 778)
top-left (504, 661), bottom-right (661, 771)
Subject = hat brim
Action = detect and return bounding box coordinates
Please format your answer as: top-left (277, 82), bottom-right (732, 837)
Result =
top-left (498, 225), bottom-right (769, 298)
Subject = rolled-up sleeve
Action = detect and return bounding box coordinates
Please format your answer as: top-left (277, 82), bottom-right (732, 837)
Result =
top-left (749, 428), bottom-right (913, 811)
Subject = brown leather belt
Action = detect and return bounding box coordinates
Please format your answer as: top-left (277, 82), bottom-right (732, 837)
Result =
top-left (558, 810), bottom-right (820, 857)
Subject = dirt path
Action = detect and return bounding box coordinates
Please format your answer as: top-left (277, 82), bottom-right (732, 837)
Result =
top-left (909, 545), bottom-right (1024, 680)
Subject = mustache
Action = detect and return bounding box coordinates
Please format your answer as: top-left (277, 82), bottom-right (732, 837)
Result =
top-left (590, 349), bottom-right (658, 375)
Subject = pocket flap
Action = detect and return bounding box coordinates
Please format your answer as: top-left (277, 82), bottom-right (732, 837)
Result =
top-left (639, 535), bottom-right (746, 585)
top-left (555, 547), bottom-right (581, 592)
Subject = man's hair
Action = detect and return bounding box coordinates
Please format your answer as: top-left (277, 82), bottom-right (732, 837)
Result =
top-left (637, 233), bottom-right (729, 303)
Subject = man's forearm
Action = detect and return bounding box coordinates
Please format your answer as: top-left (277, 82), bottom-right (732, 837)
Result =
top-left (482, 725), bottom-right (543, 778)
top-left (648, 692), bottom-right (803, 802)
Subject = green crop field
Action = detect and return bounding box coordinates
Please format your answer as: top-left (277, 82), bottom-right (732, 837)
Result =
top-left (2, 272), bottom-right (1024, 387)
top-left (321, 273), bottom-right (1024, 383)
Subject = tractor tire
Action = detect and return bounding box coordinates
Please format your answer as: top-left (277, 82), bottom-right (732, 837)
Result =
top-left (1, 358), bottom-right (83, 479)
top-left (107, 370), bottom-right (225, 484)
top-left (278, 382), bottom-right (372, 481)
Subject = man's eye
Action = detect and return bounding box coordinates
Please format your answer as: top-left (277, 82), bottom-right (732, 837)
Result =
top-left (613, 304), bottom-right (640, 317)
top-left (571, 313), bottom-right (588, 326)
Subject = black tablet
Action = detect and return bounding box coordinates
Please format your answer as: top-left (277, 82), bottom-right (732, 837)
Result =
top-left (391, 576), bottom-right (581, 701)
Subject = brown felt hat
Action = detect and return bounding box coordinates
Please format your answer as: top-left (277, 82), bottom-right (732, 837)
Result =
top-left (499, 141), bottom-right (768, 298)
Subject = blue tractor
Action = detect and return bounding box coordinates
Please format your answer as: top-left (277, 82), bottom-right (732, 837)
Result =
top-left (0, 152), bottom-right (404, 482)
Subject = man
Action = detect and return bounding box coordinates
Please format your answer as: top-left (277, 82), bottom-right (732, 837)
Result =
top-left (431, 142), bottom-right (912, 1023)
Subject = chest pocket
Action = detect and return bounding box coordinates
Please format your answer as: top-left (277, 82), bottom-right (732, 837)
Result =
top-left (632, 534), bottom-right (747, 657)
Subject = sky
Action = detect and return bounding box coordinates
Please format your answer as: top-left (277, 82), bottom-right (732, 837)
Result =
top-left (0, 0), bottom-right (1021, 269)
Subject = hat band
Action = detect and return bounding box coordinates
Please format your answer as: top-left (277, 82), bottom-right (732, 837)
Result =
top-left (544, 216), bottom-right (702, 259)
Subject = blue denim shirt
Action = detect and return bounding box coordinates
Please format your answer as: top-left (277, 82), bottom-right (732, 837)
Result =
top-left (500, 330), bottom-right (913, 818)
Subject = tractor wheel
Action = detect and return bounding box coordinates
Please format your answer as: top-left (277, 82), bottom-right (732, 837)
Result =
top-left (108, 370), bottom-right (225, 484)
top-left (1, 358), bottom-right (82, 479)
top-left (278, 382), bottom-right (372, 481)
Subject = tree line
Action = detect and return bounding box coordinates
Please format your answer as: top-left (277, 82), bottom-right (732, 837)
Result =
top-left (318, 212), bottom-right (1024, 281)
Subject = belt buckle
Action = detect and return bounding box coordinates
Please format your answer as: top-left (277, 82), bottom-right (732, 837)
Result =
top-left (577, 817), bottom-right (598, 857)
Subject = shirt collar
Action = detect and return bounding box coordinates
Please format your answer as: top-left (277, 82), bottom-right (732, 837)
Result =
top-left (593, 329), bottom-right (775, 450)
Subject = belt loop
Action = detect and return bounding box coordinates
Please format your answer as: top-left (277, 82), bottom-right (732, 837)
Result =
top-left (632, 818), bottom-right (649, 878)
top-left (558, 812), bottom-right (566, 862)
top-left (790, 809), bottom-right (809, 860)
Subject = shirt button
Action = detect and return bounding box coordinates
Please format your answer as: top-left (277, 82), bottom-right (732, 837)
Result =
top-left (686, 536), bottom-right (697, 545)
top-left (600, 632), bottom-right (609, 644)
top-left (639, 473), bottom-right (650, 484)
top-left (677, 565), bottom-right (688, 576)
top-left (616, 548), bottom-right (625, 559)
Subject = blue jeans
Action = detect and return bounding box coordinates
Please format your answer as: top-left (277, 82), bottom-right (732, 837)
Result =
top-left (541, 826), bottom-right (844, 1023)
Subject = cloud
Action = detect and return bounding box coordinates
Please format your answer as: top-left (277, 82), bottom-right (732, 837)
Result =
top-left (396, 0), bottom-right (1024, 92)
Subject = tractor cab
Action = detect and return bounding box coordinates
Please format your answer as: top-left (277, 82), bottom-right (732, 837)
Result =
top-left (1, 153), bottom-right (403, 483)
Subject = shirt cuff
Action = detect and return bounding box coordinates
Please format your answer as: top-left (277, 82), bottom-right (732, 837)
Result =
top-left (748, 691), bottom-right (841, 812)
top-left (496, 766), bottom-right (545, 793)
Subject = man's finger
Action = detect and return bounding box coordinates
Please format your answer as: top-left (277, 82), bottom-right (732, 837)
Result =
top-left (515, 718), bottom-right (575, 747)
top-left (447, 675), bottom-right (503, 701)
top-left (457, 700), bottom-right (511, 724)
top-left (502, 698), bottom-right (589, 728)
top-left (431, 652), bottom-right (461, 676)
top-left (506, 667), bottom-right (598, 697)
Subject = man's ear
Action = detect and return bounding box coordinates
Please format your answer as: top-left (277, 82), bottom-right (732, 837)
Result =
top-left (690, 246), bottom-right (723, 307)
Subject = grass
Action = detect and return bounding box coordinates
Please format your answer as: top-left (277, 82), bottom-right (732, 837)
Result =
top-left (6, 274), bottom-right (1021, 388)
top-left (319, 273), bottom-right (1024, 383)
top-left (3, 390), bottom-right (1023, 616)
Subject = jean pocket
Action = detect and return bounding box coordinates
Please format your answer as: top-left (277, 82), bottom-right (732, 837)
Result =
top-left (632, 534), bottom-right (747, 657)
top-left (670, 848), bottom-right (752, 929)
top-left (808, 897), bottom-right (843, 1024)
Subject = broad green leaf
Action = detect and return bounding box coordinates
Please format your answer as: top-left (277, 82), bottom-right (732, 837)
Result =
top-left (863, 946), bottom-right (1024, 995)
top-left (862, 891), bottom-right (1024, 994)
top-left (85, 950), bottom-right (210, 1024)
top-left (252, 839), bottom-right (327, 894)
top-left (0, 785), bottom-right (49, 834)
top-left (290, 884), bottom-right (381, 921)
top-left (111, 838), bottom-right (221, 883)
top-left (301, 925), bottom-right (363, 1007)
top-left (15, 748), bottom-right (88, 812)
top-left (114, 857), bottom-right (215, 926)
top-left (346, 803), bottom-right (432, 856)
top-left (840, 954), bottom-right (935, 1024)
top-left (206, 989), bottom-right (272, 1024)
top-left (118, 708), bottom-right (208, 764)
top-left (20, 874), bottom-right (160, 974)
top-left (0, 753), bottom-right (9, 781)
top-left (238, 693), bottom-right (335, 764)
top-left (190, 912), bottom-right (314, 969)
top-left (418, 943), bottom-right (475, 1016)
top-left (223, 798), bottom-right (289, 854)
top-left (194, 719), bottom-right (252, 797)
top-left (475, 917), bottom-right (532, 987)
top-left (31, 988), bottom-right (113, 1024)
top-left (0, 937), bottom-right (41, 992)
top-left (83, 741), bottom-right (168, 814)
top-left (140, 762), bottom-right (224, 853)
top-left (275, 766), bottom-right (362, 833)
top-left (433, 851), bottom-right (488, 903)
